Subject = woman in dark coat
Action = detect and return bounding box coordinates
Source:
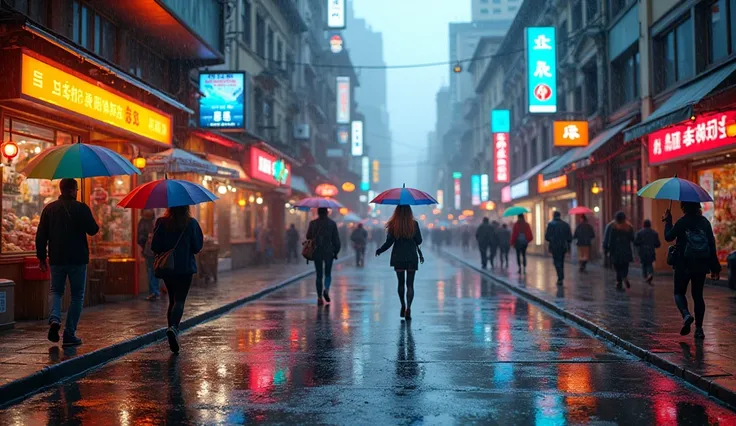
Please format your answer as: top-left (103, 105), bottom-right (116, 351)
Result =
top-left (634, 219), bottom-right (661, 284)
top-left (306, 207), bottom-right (341, 305)
top-left (603, 211), bottom-right (635, 289)
top-left (151, 205), bottom-right (204, 353)
top-left (664, 201), bottom-right (721, 339)
top-left (376, 205), bottom-right (423, 320)
top-left (573, 214), bottom-right (595, 272)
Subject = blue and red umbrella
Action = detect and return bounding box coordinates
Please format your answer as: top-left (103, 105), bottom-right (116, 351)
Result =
top-left (370, 185), bottom-right (438, 206)
top-left (117, 179), bottom-right (218, 209)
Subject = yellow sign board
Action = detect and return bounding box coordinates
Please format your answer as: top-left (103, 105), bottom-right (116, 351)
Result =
top-left (21, 54), bottom-right (172, 146)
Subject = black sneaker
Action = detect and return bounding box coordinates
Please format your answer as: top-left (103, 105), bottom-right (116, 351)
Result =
top-left (62, 333), bottom-right (82, 347)
top-left (694, 328), bottom-right (705, 339)
top-left (680, 315), bottom-right (695, 336)
top-left (48, 322), bottom-right (60, 343)
top-left (167, 327), bottom-right (180, 353)
top-left (323, 289), bottom-right (331, 303)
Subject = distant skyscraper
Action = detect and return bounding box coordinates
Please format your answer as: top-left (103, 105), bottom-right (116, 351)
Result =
top-left (471, 0), bottom-right (522, 21)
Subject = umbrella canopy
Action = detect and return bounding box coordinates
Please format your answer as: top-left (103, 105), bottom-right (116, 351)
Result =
top-left (370, 185), bottom-right (438, 206)
top-left (146, 148), bottom-right (240, 178)
top-left (343, 212), bottom-right (363, 223)
top-left (569, 206), bottom-right (594, 215)
top-left (294, 197), bottom-right (344, 209)
top-left (21, 143), bottom-right (140, 179)
top-left (118, 179), bottom-right (218, 209)
top-left (502, 206), bottom-right (531, 217)
top-left (637, 177), bottom-right (713, 203)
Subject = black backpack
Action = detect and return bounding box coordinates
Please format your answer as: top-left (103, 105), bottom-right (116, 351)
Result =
top-left (684, 228), bottom-right (710, 260)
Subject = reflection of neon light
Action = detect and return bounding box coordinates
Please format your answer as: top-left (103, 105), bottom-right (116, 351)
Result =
top-left (534, 394), bottom-right (565, 425)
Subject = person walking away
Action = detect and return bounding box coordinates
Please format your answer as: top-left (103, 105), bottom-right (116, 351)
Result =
top-left (476, 218), bottom-right (494, 269)
top-left (664, 202), bottom-right (720, 339)
top-left (376, 205), bottom-right (424, 320)
top-left (545, 211), bottom-right (572, 286)
top-left (487, 221), bottom-right (501, 268)
top-left (510, 214), bottom-right (533, 274)
top-left (351, 223), bottom-right (368, 267)
top-left (138, 209), bottom-right (160, 300)
top-left (603, 211), bottom-right (635, 290)
top-left (497, 223), bottom-right (512, 268)
top-left (306, 208), bottom-right (341, 305)
top-left (573, 214), bottom-right (595, 272)
top-left (461, 227), bottom-right (471, 252)
top-left (634, 219), bottom-right (661, 284)
top-left (286, 224), bottom-right (299, 264)
top-left (151, 205), bottom-right (204, 353)
top-left (36, 178), bottom-right (99, 347)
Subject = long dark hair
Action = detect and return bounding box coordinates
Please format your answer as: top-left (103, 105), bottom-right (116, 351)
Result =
top-left (386, 205), bottom-right (415, 239)
top-left (164, 205), bottom-right (191, 231)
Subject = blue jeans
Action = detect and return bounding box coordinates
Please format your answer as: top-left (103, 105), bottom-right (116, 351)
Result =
top-left (145, 257), bottom-right (160, 296)
top-left (314, 257), bottom-right (334, 295)
top-left (49, 264), bottom-right (87, 336)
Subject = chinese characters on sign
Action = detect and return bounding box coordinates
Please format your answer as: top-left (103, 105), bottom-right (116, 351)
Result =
top-left (537, 174), bottom-right (568, 193)
top-left (351, 120), bottom-right (363, 156)
top-left (526, 27), bottom-right (557, 113)
top-left (336, 76), bottom-right (351, 124)
top-left (327, 0), bottom-right (346, 29)
top-left (21, 54), bottom-right (171, 145)
top-left (494, 132), bottom-right (510, 183)
top-left (553, 121), bottom-right (589, 147)
top-left (250, 147), bottom-right (291, 187)
top-left (480, 174), bottom-right (489, 201)
top-left (648, 111), bottom-right (736, 165)
top-left (361, 156), bottom-right (370, 191)
top-left (198, 72), bottom-right (245, 129)
top-left (471, 174), bottom-right (481, 206)
top-left (454, 178), bottom-right (461, 210)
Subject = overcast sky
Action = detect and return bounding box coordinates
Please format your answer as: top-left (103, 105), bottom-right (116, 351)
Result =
top-left (352, 0), bottom-right (471, 188)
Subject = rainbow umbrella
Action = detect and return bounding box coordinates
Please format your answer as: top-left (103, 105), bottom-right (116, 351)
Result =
top-left (21, 142), bottom-right (140, 179)
top-left (370, 184), bottom-right (438, 206)
top-left (637, 177), bottom-right (712, 203)
top-left (118, 179), bottom-right (218, 209)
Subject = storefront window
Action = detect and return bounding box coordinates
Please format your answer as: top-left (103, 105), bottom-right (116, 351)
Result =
top-left (612, 164), bottom-right (642, 227)
top-left (88, 176), bottom-right (132, 258)
top-left (2, 118), bottom-right (67, 253)
top-left (699, 165), bottom-right (736, 263)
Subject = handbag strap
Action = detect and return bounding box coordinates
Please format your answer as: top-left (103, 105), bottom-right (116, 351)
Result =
top-left (171, 219), bottom-right (189, 250)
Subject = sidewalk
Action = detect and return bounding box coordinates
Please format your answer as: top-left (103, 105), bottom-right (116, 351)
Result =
top-left (0, 260), bottom-right (333, 405)
top-left (443, 245), bottom-right (736, 407)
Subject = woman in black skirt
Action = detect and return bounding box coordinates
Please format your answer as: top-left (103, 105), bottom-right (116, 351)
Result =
top-left (376, 205), bottom-right (424, 319)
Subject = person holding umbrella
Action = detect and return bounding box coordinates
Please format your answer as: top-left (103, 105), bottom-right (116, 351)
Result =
top-left (573, 214), bottom-right (595, 272)
top-left (510, 213), bottom-right (533, 274)
top-left (372, 185), bottom-right (434, 320)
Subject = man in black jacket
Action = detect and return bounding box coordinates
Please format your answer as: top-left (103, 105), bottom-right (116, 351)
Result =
top-left (545, 211), bottom-right (572, 286)
top-left (476, 218), bottom-right (494, 269)
top-left (36, 178), bottom-right (99, 347)
top-left (306, 208), bottom-right (341, 304)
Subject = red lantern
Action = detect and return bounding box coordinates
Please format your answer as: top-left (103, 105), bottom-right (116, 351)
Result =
top-left (2, 141), bottom-right (19, 160)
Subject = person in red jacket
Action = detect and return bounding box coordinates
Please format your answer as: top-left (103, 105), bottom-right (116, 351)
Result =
top-left (510, 214), bottom-right (533, 274)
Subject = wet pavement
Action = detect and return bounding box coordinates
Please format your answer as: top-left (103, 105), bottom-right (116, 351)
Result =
top-left (0, 262), bottom-right (312, 388)
top-left (444, 245), bottom-right (736, 402)
top-left (1, 251), bottom-right (735, 425)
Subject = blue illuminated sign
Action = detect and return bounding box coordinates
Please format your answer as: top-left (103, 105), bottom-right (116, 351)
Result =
top-left (471, 174), bottom-right (481, 206)
top-left (526, 27), bottom-right (557, 114)
top-left (199, 72), bottom-right (245, 129)
top-left (491, 110), bottom-right (510, 133)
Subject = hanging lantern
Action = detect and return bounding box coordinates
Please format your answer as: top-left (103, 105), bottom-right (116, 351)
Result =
top-left (132, 155), bottom-right (146, 169)
top-left (2, 141), bottom-right (19, 161)
top-left (591, 183), bottom-right (602, 195)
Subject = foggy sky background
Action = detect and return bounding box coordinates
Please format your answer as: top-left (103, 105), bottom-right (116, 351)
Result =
top-left (352, 0), bottom-right (471, 189)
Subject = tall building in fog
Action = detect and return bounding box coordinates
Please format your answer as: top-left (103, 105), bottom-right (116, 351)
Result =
top-left (472, 0), bottom-right (522, 21)
top-left (344, 1), bottom-right (393, 191)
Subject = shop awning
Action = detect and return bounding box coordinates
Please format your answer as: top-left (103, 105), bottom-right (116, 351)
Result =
top-left (207, 154), bottom-right (249, 180)
top-left (624, 61), bottom-right (736, 142)
top-left (567, 119), bottom-right (633, 169)
top-left (541, 149), bottom-right (579, 180)
top-left (510, 156), bottom-right (559, 186)
top-left (290, 175), bottom-right (312, 197)
top-left (146, 148), bottom-right (239, 178)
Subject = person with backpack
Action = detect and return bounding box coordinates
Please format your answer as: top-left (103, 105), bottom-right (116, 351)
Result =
top-left (475, 218), bottom-right (494, 269)
top-left (603, 211), bottom-right (635, 290)
top-left (573, 214), bottom-right (595, 272)
top-left (545, 211), bottom-right (573, 286)
top-left (306, 207), bottom-right (341, 305)
top-left (137, 209), bottom-right (160, 300)
top-left (510, 214), bottom-right (533, 274)
top-left (664, 201), bottom-right (721, 339)
top-left (375, 205), bottom-right (423, 320)
top-left (151, 205), bottom-right (204, 353)
top-left (634, 219), bottom-right (661, 284)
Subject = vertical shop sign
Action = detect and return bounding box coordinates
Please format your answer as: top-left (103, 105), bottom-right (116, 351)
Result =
top-left (480, 174), bottom-right (489, 201)
top-left (436, 190), bottom-right (444, 210)
top-left (337, 124), bottom-right (350, 144)
top-left (351, 120), bottom-right (363, 156)
top-left (361, 156), bottom-right (370, 191)
top-left (336, 77), bottom-right (350, 124)
top-left (454, 178), bottom-right (461, 210)
top-left (372, 160), bottom-right (380, 183)
top-left (327, 0), bottom-right (346, 29)
top-left (471, 174), bottom-right (481, 206)
top-left (501, 185), bottom-right (511, 203)
top-left (526, 27), bottom-right (557, 113)
top-left (491, 109), bottom-right (511, 183)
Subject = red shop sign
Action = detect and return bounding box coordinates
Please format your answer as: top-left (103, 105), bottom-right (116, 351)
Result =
top-left (494, 132), bottom-right (510, 183)
top-left (249, 147), bottom-right (291, 187)
top-left (648, 111), bottom-right (736, 165)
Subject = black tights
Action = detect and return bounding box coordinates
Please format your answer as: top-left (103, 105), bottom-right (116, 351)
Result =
top-left (163, 274), bottom-right (193, 329)
top-left (674, 268), bottom-right (706, 328)
top-left (396, 270), bottom-right (416, 309)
